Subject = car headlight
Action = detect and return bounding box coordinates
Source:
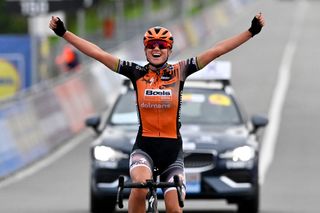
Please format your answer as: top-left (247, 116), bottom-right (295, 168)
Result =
top-left (220, 146), bottom-right (255, 162)
top-left (93, 146), bottom-right (128, 162)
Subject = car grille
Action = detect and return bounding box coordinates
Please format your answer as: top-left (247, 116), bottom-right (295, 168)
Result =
top-left (184, 152), bottom-right (215, 169)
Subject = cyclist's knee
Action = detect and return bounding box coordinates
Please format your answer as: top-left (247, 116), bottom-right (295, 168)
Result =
top-left (129, 166), bottom-right (152, 207)
top-left (130, 166), bottom-right (152, 182)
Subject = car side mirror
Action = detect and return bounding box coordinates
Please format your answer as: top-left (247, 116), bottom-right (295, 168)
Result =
top-left (250, 114), bottom-right (268, 134)
top-left (85, 116), bottom-right (101, 134)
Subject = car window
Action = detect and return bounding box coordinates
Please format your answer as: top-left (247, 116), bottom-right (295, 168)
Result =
top-left (110, 88), bottom-right (241, 125)
top-left (181, 89), bottom-right (241, 125)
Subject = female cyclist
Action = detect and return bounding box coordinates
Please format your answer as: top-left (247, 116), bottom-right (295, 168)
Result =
top-left (49, 12), bottom-right (264, 213)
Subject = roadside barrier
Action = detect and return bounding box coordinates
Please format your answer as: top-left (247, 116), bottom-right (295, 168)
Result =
top-left (0, 69), bottom-right (121, 179)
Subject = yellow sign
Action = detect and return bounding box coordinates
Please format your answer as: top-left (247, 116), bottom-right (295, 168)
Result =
top-left (0, 59), bottom-right (20, 100)
top-left (209, 94), bottom-right (231, 106)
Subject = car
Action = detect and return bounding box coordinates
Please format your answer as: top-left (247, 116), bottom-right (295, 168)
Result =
top-left (85, 61), bottom-right (268, 213)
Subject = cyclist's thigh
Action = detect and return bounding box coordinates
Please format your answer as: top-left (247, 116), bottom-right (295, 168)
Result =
top-left (129, 149), bottom-right (153, 181)
top-left (160, 150), bottom-right (186, 195)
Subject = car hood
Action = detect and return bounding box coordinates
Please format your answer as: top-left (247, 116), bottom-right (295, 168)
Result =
top-left (180, 124), bottom-right (250, 152)
top-left (94, 125), bottom-right (138, 153)
top-left (96, 124), bottom-right (251, 153)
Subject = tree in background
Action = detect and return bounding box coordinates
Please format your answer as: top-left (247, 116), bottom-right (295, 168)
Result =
top-left (0, 0), bottom-right (28, 34)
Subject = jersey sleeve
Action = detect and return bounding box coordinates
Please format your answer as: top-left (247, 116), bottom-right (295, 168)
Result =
top-left (116, 60), bottom-right (145, 82)
top-left (178, 57), bottom-right (201, 81)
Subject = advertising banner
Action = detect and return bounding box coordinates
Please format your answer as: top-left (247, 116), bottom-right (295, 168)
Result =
top-left (32, 89), bottom-right (71, 146)
top-left (54, 77), bottom-right (95, 133)
top-left (0, 36), bottom-right (32, 100)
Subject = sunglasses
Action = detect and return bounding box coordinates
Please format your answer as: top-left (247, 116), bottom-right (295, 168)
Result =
top-left (146, 40), bottom-right (170, 49)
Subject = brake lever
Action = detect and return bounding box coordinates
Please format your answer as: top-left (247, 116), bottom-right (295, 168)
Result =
top-left (117, 175), bottom-right (125, 208)
top-left (173, 175), bottom-right (184, 208)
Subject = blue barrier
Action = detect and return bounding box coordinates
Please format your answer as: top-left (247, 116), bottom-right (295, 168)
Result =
top-left (0, 106), bottom-right (23, 177)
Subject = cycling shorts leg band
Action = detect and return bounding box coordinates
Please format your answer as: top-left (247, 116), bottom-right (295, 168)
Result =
top-left (129, 149), bottom-right (154, 173)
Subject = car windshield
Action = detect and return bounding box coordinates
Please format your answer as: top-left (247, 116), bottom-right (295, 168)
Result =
top-left (110, 88), bottom-right (241, 125)
top-left (181, 88), bottom-right (241, 124)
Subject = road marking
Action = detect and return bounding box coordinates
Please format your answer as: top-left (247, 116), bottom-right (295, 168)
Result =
top-left (0, 130), bottom-right (92, 189)
top-left (259, 0), bottom-right (308, 184)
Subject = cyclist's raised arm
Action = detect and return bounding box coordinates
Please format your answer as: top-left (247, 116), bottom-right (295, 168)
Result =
top-left (49, 16), bottom-right (119, 72)
top-left (197, 13), bottom-right (265, 69)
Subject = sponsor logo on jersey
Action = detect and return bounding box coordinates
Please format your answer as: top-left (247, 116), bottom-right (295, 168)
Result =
top-left (143, 89), bottom-right (172, 102)
top-left (144, 89), bottom-right (172, 97)
top-left (140, 102), bottom-right (171, 109)
top-left (160, 75), bottom-right (171, 81)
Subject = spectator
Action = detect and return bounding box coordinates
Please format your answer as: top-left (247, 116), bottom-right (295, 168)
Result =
top-left (55, 44), bottom-right (81, 73)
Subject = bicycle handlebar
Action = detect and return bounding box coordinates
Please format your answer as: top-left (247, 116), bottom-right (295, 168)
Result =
top-left (117, 175), bottom-right (184, 209)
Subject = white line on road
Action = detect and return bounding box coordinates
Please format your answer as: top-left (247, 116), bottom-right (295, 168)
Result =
top-left (259, 0), bottom-right (308, 184)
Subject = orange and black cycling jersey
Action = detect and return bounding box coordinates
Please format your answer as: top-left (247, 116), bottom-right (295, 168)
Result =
top-left (116, 58), bottom-right (200, 139)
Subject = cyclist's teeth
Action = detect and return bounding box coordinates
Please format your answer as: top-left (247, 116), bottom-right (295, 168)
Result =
top-left (153, 53), bottom-right (160, 57)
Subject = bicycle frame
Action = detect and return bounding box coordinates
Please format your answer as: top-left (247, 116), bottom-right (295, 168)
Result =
top-left (117, 175), bottom-right (184, 213)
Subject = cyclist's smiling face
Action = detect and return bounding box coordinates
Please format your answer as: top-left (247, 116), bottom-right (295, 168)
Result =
top-left (145, 42), bottom-right (172, 66)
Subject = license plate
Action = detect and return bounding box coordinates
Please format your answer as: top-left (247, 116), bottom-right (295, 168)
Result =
top-left (185, 172), bottom-right (201, 193)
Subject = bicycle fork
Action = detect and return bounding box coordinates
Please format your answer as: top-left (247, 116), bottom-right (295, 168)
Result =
top-left (146, 181), bottom-right (158, 213)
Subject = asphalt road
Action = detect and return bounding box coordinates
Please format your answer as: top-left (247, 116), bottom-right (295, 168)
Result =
top-left (1, 0), bottom-right (320, 212)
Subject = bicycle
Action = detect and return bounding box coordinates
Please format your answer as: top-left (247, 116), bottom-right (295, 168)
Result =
top-left (117, 174), bottom-right (184, 213)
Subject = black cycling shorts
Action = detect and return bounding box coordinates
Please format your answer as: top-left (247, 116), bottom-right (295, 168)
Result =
top-left (129, 147), bottom-right (186, 194)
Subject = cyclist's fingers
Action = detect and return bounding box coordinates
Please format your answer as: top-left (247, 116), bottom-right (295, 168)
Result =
top-left (49, 18), bottom-right (55, 29)
top-left (49, 22), bottom-right (54, 30)
top-left (255, 12), bottom-right (265, 26)
top-left (49, 16), bottom-right (59, 28)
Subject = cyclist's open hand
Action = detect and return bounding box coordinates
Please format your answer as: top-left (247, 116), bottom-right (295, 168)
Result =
top-left (49, 16), bottom-right (67, 37)
top-left (249, 12), bottom-right (265, 37)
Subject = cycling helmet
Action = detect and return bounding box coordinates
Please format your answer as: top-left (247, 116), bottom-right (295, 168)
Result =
top-left (143, 26), bottom-right (174, 49)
